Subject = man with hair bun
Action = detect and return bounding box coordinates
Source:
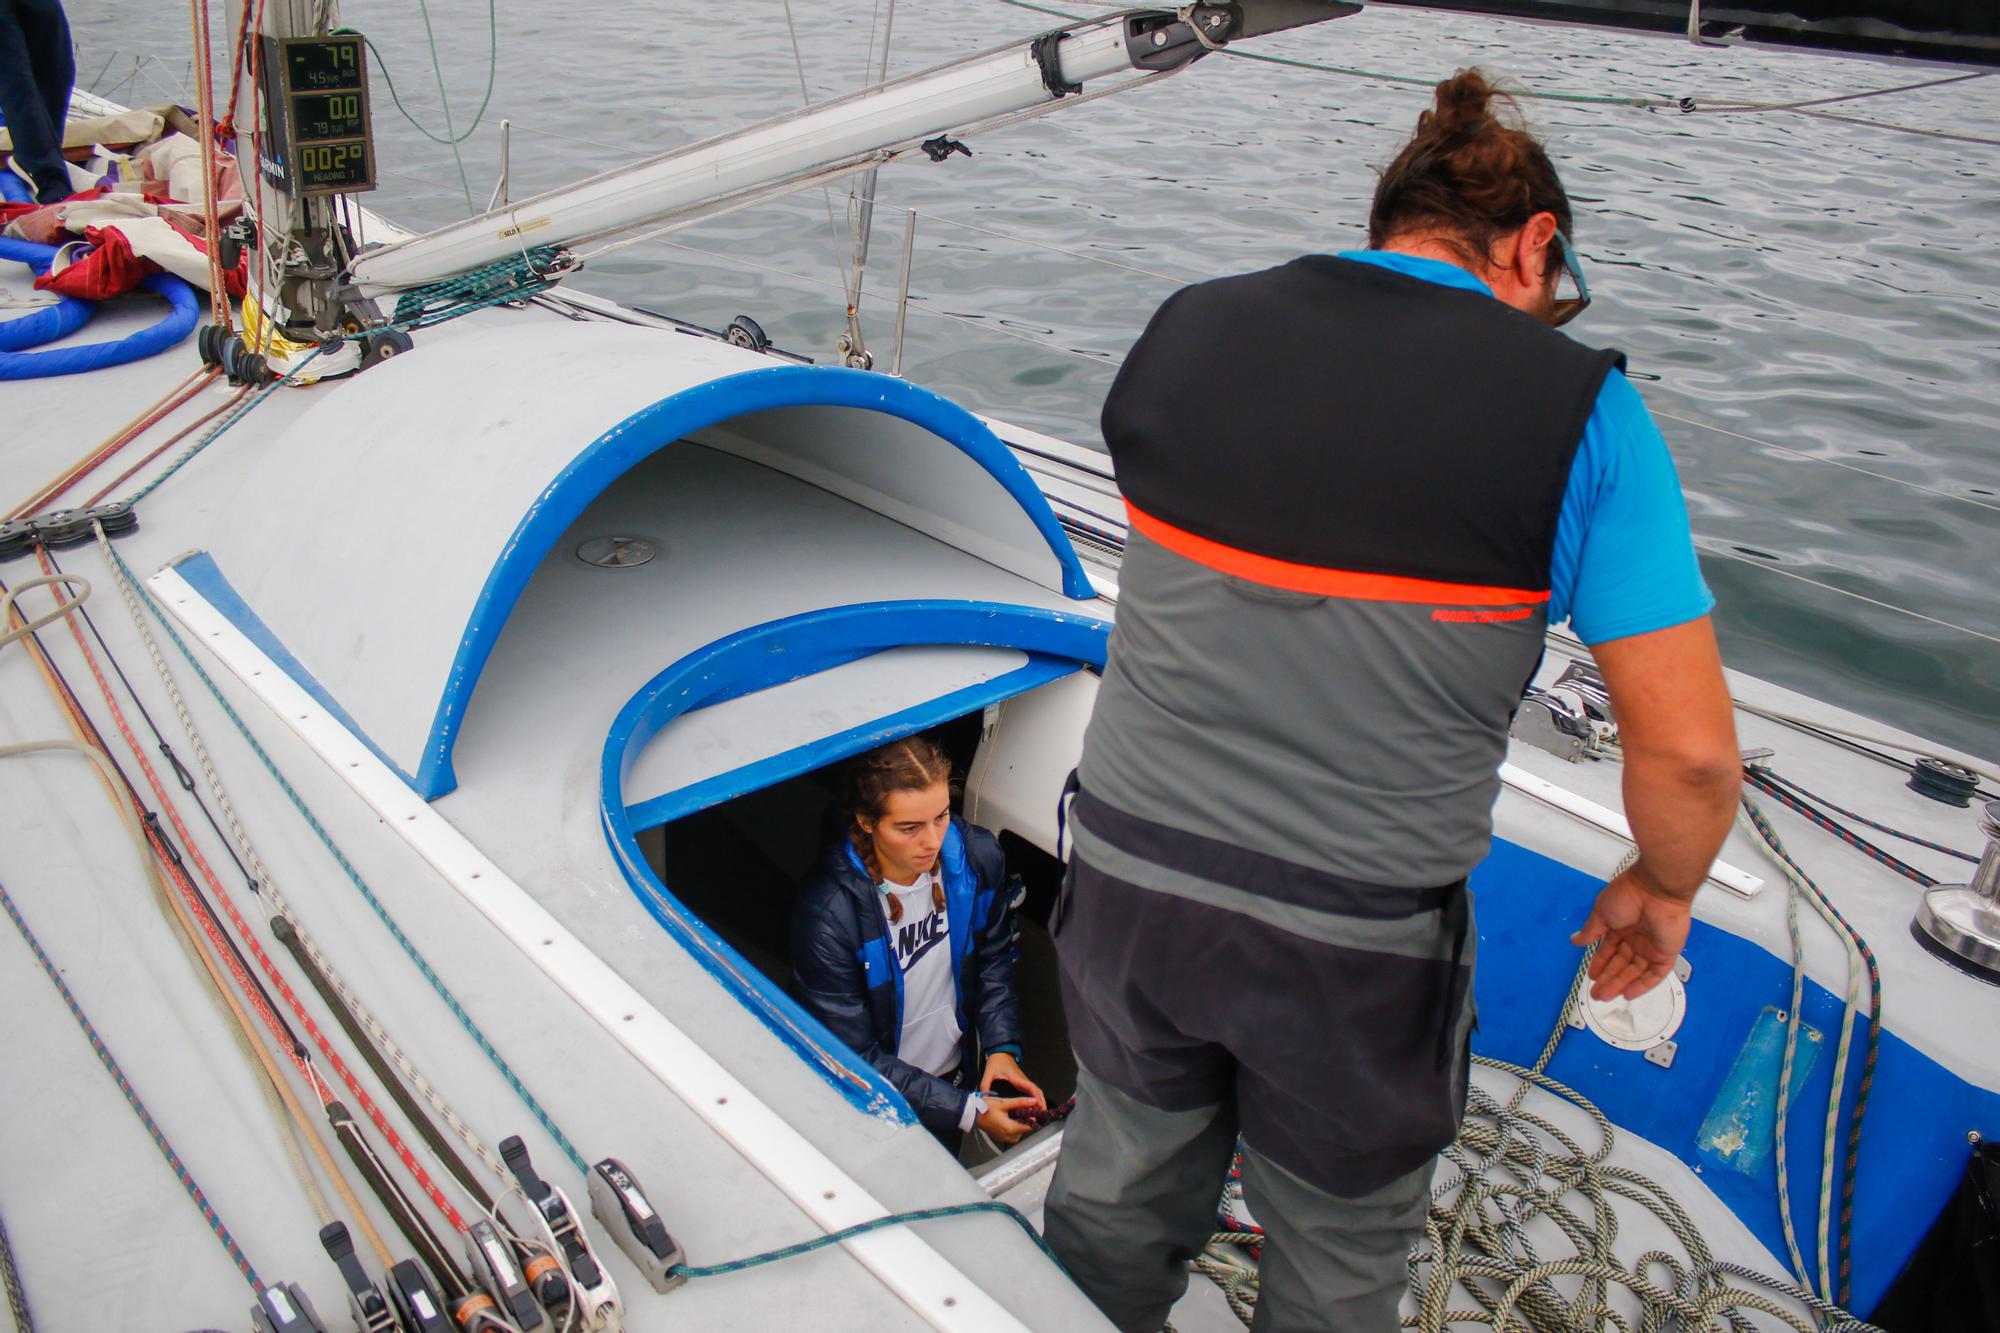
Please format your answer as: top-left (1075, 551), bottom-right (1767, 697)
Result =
top-left (1045, 69), bottom-right (1740, 1330)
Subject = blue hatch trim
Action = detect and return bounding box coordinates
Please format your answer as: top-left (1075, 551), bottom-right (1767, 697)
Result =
top-left (600, 599), bottom-right (1110, 1124)
top-left (623, 653), bottom-right (1082, 833)
top-left (172, 552), bottom-right (418, 786)
top-left (414, 366), bottom-right (1097, 799)
top-left (1469, 837), bottom-right (2000, 1316)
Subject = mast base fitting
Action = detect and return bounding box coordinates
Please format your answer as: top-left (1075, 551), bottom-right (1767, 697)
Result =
top-left (1912, 799), bottom-right (2000, 986)
top-left (0, 502), bottom-right (138, 561)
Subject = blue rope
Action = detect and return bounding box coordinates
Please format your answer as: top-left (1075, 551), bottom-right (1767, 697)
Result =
top-left (107, 543), bottom-right (592, 1176)
top-left (671, 1200), bottom-right (1062, 1279)
top-left (0, 874), bottom-right (262, 1289)
top-left (0, 273), bottom-right (196, 382)
top-left (123, 347), bottom-right (323, 506)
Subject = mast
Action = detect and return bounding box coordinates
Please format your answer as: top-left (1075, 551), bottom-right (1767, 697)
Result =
top-left (346, 4), bottom-right (1357, 299)
top-left (232, 0), bottom-right (393, 374)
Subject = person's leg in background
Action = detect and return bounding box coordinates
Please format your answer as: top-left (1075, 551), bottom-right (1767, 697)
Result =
top-left (0, 0), bottom-right (74, 203)
top-left (1044, 1066), bottom-right (1241, 1333)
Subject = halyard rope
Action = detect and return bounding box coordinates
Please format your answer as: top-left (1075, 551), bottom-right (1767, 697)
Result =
top-left (99, 535), bottom-right (593, 1177)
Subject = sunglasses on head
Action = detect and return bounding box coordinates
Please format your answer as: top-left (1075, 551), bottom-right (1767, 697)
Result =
top-left (1550, 230), bottom-right (1591, 329)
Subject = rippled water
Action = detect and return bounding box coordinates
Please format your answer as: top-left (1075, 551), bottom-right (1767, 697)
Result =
top-left (80, 1), bottom-right (2000, 757)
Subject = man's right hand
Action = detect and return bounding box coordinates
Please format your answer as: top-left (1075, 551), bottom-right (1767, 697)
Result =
top-left (1571, 865), bottom-right (1693, 1001)
top-left (975, 1095), bottom-right (1041, 1147)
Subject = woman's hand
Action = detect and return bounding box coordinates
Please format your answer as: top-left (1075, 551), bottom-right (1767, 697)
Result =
top-left (975, 1096), bottom-right (1041, 1148)
top-left (981, 1052), bottom-right (1046, 1109)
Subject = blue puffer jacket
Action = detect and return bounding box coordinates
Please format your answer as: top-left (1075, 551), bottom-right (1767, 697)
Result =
top-left (791, 818), bottom-right (1025, 1134)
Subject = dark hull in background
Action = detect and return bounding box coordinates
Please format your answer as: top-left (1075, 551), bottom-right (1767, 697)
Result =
top-left (1374, 0), bottom-right (2000, 65)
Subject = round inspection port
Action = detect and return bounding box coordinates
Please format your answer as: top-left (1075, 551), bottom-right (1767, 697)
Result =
top-left (1578, 970), bottom-right (1687, 1053)
top-left (575, 535), bottom-right (660, 570)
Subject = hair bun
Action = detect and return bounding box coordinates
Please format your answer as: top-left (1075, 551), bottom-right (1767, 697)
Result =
top-left (1366, 65), bottom-right (1573, 258)
top-left (1428, 68), bottom-right (1497, 143)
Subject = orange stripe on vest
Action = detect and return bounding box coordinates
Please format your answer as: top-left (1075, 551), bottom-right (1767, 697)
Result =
top-left (1125, 502), bottom-right (1551, 608)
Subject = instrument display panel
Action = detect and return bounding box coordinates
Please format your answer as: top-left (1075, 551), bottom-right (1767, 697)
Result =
top-left (257, 34), bottom-right (377, 196)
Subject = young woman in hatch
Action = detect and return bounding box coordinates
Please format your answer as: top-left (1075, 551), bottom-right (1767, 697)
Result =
top-left (791, 735), bottom-right (1046, 1153)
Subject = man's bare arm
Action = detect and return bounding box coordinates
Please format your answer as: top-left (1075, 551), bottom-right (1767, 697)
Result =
top-left (1570, 615), bottom-right (1741, 1000)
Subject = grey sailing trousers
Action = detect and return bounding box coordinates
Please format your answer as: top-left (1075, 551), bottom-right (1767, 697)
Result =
top-left (1042, 828), bottom-right (1473, 1331)
top-left (1045, 1067), bottom-right (1435, 1333)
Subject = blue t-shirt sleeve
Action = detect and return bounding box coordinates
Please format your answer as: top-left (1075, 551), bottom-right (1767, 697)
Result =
top-left (1549, 370), bottom-right (1714, 645)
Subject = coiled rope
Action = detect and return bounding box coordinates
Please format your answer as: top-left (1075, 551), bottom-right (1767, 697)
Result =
top-left (1181, 942), bottom-right (1881, 1330)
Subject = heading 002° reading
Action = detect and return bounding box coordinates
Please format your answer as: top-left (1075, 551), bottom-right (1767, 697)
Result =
top-left (298, 141), bottom-right (370, 183)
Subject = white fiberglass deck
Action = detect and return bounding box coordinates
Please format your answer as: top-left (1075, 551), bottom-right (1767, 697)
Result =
top-left (0, 296), bottom-right (1107, 1332)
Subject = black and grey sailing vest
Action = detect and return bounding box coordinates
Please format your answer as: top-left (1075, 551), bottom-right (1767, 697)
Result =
top-left (1080, 255), bottom-right (1624, 897)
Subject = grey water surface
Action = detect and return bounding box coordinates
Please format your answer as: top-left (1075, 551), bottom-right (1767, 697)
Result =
top-left (78, 0), bottom-right (2000, 759)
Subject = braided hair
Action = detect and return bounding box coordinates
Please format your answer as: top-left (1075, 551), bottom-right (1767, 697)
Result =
top-left (845, 735), bottom-right (955, 924)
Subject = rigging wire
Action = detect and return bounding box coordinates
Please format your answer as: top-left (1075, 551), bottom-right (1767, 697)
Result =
top-left (345, 0), bottom-right (499, 150)
top-left (996, 0), bottom-right (2000, 142)
top-left (1691, 540), bottom-right (2000, 648)
top-left (1680, 69), bottom-right (1993, 114)
top-left (780, 0), bottom-right (868, 315)
top-left (1651, 408), bottom-right (2000, 517)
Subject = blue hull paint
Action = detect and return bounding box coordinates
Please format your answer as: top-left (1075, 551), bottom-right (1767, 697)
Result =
top-left (1470, 836), bottom-right (2000, 1314)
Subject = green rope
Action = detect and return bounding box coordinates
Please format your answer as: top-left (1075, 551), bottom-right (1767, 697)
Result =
top-left (123, 348), bottom-right (325, 507)
top-left (669, 1200), bottom-right (1061, 1280)
top-left (388, 247), bottom-right (568, 332)
top-left (415, 0), bottom-right (475, 213)
top-left (104, 542), bottom-right (593, 1178)
top-left (338, 0), bottom-right (499, 213)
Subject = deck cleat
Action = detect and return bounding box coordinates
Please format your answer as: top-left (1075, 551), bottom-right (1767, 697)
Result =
top-left (318, 1221), bottom-right (400, 1333)
top-left (251, 1282), bottom-right (329, 1333)
top-left (463, 1218), bottom-right (543, 1331)
top-left (501, 1136), bottom-right (622, 1327)
top-left (587, 1157), bottom-right (685, 1294)
top-left (1913, 800), bottom-right (2000, 985)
